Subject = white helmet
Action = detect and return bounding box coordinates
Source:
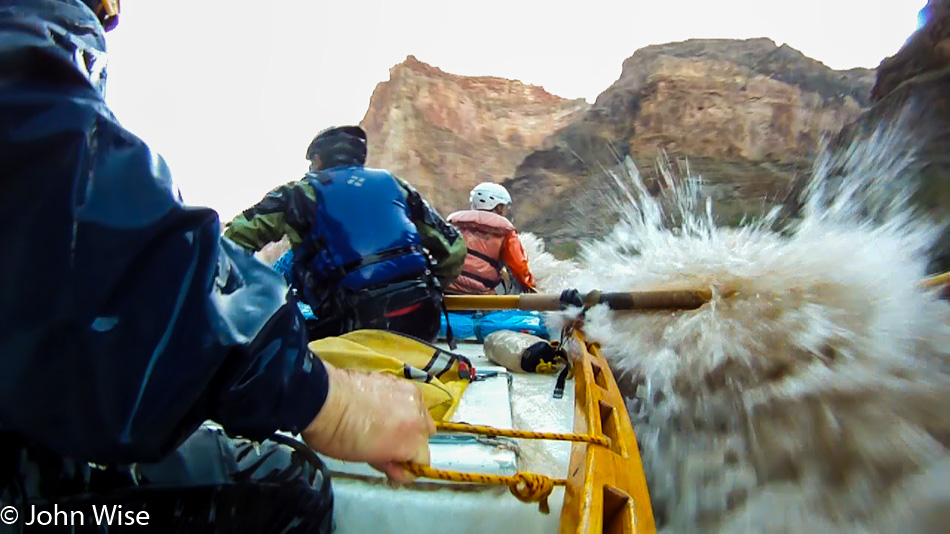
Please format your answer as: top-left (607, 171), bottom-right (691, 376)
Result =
top-left (469, 182), bottom-right (512, 211)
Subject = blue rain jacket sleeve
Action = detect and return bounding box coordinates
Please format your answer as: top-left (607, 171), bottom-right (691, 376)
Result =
top-left (0, 1), bottom-right (329, 464)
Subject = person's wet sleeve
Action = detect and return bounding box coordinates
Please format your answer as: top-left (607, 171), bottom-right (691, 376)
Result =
top-left (208, 237), bottom-right (330, 444)
top-left (396, 178), bottom-right (467, 287)
top-left (223, 181), bottom-right (314, 252)
top-left (0, 104), bottom-right (329, 465)
top-left (501, 232), bottom-right (537, 292)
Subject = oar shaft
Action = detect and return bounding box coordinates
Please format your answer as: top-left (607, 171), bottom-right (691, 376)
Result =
top-left (444, 295), bottom-right (522, 311)
top-left (600, 289), bottom-right (713, 310)
top-left (444, 289), bottom-right (717, 312)
top-left (920, 272), bottom-right (950, 290)
top-left (443, 271), bottom-right (950, 313)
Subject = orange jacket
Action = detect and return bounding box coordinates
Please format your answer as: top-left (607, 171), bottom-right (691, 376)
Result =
top-left (446, 210), bottom-right (535, 294)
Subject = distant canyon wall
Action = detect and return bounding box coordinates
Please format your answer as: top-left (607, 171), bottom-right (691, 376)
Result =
top-left (361, 40), bottom-right (874, 244)
top-left (360, 55), bottom-right (588, 216)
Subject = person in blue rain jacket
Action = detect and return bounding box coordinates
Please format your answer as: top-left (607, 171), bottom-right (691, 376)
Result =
top-left (0, 1), bottom-right (434, 530)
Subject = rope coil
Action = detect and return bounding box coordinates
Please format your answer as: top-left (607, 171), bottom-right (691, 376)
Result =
top-left (401, 462), bottom-right (565, 514)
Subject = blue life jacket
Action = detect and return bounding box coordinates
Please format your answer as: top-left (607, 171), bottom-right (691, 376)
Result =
top-left (298, 166), bottom-right (430, 301)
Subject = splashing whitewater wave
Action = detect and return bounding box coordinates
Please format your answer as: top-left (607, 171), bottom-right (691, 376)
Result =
top-left (526, 115), bottom-right (950, 532)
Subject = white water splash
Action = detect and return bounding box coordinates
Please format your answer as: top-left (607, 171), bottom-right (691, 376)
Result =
top-left (528, 115), bottom-right (950, 532)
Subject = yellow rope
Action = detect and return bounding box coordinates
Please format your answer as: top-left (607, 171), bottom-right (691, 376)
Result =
top-left (434, 421), bottom-right (610, 447)
top-left (398, 421), bottom-right (608, 513)
top-left (401, 462), bottom-right (565, 514)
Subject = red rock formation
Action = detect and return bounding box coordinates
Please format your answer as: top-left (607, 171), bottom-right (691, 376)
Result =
top-left (360, 56), bottom-right (589, 215)
top-left (507, 38), bottom-right (874, 239)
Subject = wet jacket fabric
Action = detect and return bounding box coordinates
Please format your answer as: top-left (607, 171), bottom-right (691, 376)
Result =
top-left (446, 210), bottom-right (536, 294)
top-left (223, 169), bottom-right (467, 291)
top-left (0, 0), bottom-right (329, 464)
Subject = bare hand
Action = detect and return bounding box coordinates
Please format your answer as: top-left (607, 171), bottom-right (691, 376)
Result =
top-left (301, 362), bottom-right (436, 482)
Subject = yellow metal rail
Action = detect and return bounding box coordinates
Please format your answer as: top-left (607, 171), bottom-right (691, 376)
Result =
top-left (558, 329), bottom-right (655, 533)
top-left (445, 294), bottom-right (524, 311)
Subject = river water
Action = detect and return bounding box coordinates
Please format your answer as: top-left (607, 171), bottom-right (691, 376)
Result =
top-left (525, 115), bottom-right (950, 532)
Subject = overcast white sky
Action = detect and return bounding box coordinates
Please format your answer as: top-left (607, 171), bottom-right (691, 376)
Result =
top-left (103, 0), bottom-right (925, 223)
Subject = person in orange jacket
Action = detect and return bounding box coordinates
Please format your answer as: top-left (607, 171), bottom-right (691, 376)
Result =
top-left (446, 183), bottom-right (537, 294)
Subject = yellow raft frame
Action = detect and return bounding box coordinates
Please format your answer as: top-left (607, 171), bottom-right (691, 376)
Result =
top-left (443, 294), bottom-right (657, 533)
top-left (559, 328), bottom-right (655, 533)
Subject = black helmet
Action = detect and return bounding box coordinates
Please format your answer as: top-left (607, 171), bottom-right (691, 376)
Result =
top-left (81, 0), bottom-right (120, 31)
top-left (305, 126), bottom-right (367, 170)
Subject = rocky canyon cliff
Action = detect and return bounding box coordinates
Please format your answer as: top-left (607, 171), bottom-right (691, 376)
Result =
top-left (509, 38), bottom-right (874, 241)
top-left (833, 0), bottom-right (950, 274)
top-left (360, 56), bottom-right (589, 215)
top-left (360, 41), bottom-right (874, 246)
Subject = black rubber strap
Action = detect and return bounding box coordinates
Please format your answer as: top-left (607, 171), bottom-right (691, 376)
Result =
top-left (342, 245), bottom-right (422, 273)
top-left (553, 366), bottom-right (570, 399)
top-left (442, 300), bottom-right (457, 350)
top-left (467, 249), bottom-right (501, 270)
top-left (459, 270), bottom-right (500, 289)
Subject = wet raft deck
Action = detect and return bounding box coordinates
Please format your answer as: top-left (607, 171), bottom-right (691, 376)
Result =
top-left (320, 340), bottom-right (576, 534)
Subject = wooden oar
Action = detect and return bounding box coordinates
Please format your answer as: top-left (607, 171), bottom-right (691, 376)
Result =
top-left (445, 270), bottom-right (950, 313)
top-left (919, 272), bottom-right (950, 291)
top-left (444, 288), bottom-right (735, 312)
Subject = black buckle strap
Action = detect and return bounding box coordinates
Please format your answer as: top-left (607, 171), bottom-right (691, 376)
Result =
top-left (553, 366), bottom-right (570, 399)
top-left (441, 299), bottom-right (457, 350)
top-left (342, 244), bottom-right (422, 274)
top-left (467, 249), bottom-right (501, 270)
top-left (459, 270), bottom-right (500, 289)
